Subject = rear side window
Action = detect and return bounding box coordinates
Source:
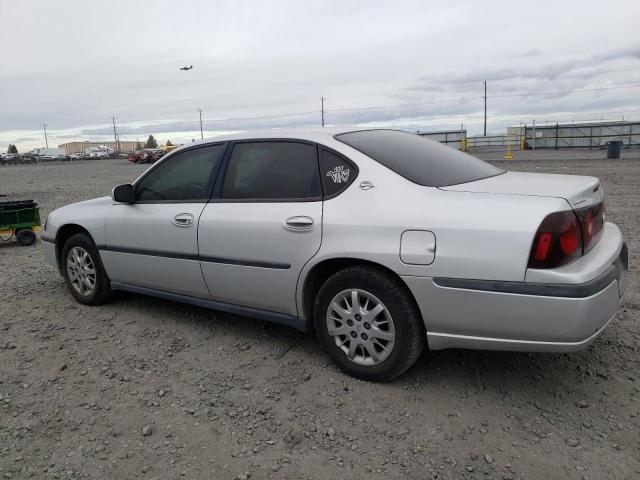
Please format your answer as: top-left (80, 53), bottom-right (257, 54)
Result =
top-left (335, 129), bottom-right (503, 187)
top-left (221, 141), bottom-right (321, 200)
top-left (320, 149), bottom-right (357, 197)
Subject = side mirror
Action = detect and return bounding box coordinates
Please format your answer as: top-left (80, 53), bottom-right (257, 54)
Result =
top-left (112, 184), bottom-right (135, 203)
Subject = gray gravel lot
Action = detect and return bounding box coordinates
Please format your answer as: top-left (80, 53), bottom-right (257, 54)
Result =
top-left (0, 152), bottom-right (638, 480)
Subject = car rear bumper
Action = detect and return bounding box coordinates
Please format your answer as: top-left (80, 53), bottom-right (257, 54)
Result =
top-left (402, 234), bottom-right (627, 353)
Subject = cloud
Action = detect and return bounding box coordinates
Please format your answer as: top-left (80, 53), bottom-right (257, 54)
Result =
top-left (517, 49), bottom-right (542, 58)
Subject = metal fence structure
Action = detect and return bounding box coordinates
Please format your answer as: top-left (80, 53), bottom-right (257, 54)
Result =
top-left (418, 121), bottom-right (640, 152)
top-left (465, 135), bottom-right (514, 150)
top-left (417, 129), bottom-right (466, 147)
top-left (508, 121), bottom-right (640, 150)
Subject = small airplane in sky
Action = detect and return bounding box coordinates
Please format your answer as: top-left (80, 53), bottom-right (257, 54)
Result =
top-left (179, 65), bottom-right (194, 71)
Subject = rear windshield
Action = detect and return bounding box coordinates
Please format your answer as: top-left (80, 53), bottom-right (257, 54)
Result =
top-left (335, 129), bottom-right (504, 187)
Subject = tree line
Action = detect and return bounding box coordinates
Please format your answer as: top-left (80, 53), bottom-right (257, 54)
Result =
top-left (5, 137), bottom-right (175, 155)
top-left (142, 135), bottom-right (173, 149)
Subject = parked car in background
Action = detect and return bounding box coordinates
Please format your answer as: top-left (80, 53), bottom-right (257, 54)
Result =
top-left (128, 149), bottom-right (165, 164)
top-left (86, 146), bottom-right (114, 159)
top-left (1, 153), bottom-right (38, 165)
top-left (41, 128), bottom-right (627, 381)
top-left (32, 148), bottom-right (66, 160)
top-left (19, 153), bottom-right (38, 164)
top-left (1, 153), bottom-right (19, 165)
top-left (128, 151), bottom-right (148, 163)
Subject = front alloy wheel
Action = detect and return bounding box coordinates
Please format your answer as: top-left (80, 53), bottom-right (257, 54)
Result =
top-left (66, 246), bottom-right (97, 296)
top-left (61, 232), bottom-right (112, 305)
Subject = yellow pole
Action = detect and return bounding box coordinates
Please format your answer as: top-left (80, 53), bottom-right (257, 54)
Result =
top-left (503, 134), bottom-right (513, 159)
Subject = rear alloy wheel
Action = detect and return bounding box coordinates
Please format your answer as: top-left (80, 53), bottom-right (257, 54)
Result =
top-left (62, 233), bottom-right (112, 305)
top-left (326, 289), bottom-right (395, 366)
top-left (315, 266), bottom-right (425, 381)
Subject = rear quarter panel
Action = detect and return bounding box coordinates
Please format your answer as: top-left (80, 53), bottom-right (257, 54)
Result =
top-left (297, 146), bottom-right (570, 313)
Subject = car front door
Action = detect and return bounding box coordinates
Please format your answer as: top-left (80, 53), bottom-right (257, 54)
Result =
top-left (198, 140), bottom-right (323, 315)
top-left (101, 143), bottom-right (226, 298)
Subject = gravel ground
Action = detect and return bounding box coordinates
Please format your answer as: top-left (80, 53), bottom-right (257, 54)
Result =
top-left (0, 153), bottom-right (638, 480)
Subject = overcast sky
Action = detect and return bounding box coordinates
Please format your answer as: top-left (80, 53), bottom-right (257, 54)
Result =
top-left (1, 0), bottom-right (639, 151)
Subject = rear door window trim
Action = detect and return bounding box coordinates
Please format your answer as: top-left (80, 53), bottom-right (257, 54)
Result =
top-left (210, 138), bottom-right (323, 203)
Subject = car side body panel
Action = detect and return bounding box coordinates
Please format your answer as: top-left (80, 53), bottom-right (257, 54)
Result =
top-left (42, 196), bottom-right (113, 271)
top-left (42, 128), bottom-right (627, 356)
top-left (198, 201), bottom-right (323, 315)
top-left (101, 202), bottom-right (211, 298)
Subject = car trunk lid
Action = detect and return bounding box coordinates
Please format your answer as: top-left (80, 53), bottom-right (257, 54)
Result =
top-left (440, 171), bottom-right (603, 208)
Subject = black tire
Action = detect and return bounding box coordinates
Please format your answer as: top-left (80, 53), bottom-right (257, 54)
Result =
top-left (314, 266), bottom-right (426, 381)
top-left (15, 228), bottom-right (36, 246)
top-left (61, 232), bottom-right (112, 305)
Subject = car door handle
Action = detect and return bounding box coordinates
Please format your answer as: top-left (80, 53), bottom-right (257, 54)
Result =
top-left (284, 216), bottom-right (315, 232)
top-left (172, 213), bottom-right (195, 227)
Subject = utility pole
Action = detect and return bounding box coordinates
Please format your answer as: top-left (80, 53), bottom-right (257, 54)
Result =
top-left (198, 109), bottom-right (204, 140)
top-left (42, 123), bottom-right (49, 148)
top-left (483, 81), bottom-right (487, 137)
top-left (321, 97), bottom-right (325, 127)
top-left (112, 117), bottom-right (119, 150)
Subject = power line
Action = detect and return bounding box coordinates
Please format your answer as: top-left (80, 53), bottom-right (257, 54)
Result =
top-left (202, 83), bottom-right (639, 125)
top-left (202, 109), bottom-right (318, 123)
top-left (490, 84), bottom-right (640, 99)
top-left (326, 84), bottom-right (640, 114)
top-left (80, 83), bottom-right (640, 140)
top-left (447, 108), bottom-right (640, 122)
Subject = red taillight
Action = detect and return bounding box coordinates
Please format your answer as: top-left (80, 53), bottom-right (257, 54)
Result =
top-left (534, 232), bottom-right (552, 260)
top-left (528, 211), bottom-right (581, 268)
top-left (576, 202), bottom-right (604, 254)
top-left (528, 202), bottom-right (605, 269)
top-left (559, 218), bottom-right (581, 255)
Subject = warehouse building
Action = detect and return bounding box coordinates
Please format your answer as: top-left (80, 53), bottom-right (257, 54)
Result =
top-left (58, 141), bottom-right (138, 154)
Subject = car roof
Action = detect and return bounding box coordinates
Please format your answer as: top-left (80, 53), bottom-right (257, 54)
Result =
top-left (184, 126), bottom-right (374, 147)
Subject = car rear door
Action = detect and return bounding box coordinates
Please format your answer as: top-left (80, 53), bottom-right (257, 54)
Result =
top-left (101, 144), bottom-right (226, 298)
top-left (198, 140), bottom-right (322, 315)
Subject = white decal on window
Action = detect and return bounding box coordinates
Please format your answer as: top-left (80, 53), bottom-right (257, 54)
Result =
top-left (326, 165), bottom-right (350, 183)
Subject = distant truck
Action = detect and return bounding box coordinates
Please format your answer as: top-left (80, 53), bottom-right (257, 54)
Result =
top-left (32, 148), bottom-right (66, 160)
top-left (85, 146), bottom-right (114, 159)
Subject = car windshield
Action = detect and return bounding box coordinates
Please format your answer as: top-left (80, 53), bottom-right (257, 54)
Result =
top-left (335, 129), bottom-right (504, 187)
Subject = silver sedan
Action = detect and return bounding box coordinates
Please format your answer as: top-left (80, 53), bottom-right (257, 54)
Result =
top-left (42, 128), bottom-right (628, 381)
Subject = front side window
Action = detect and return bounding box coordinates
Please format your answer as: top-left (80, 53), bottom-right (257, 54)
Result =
top-left (221, 141), bottom-right (321, 200)
top-left (135, 144), bottom-right (225, 201)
